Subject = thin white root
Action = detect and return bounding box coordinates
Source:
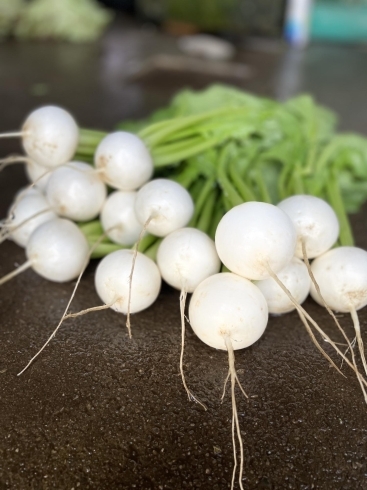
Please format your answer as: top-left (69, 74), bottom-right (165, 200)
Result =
top-left (221, 368), bottom-right (230, 402)
top-left (64, 302), bottom-right (116, 319)
top-left (0, 260), bottom-right (32, 286)
top-left (231, 410), bottom-right (237, 490)
top-left (296, 310), bottom-right (344, 376)
top-left (224, 336), bottom-right (245, 490)
top-left (266, 264), bottom-right (367, 392)
top-left (302, 239), bottom-right (357, 361)
top-left (17, 230), bottom-right (117, 376)
top-left (299, 243), bottom-right (367, 403)
top-left (350, 307), bottom-right (367, 376)
top-left (0, 208), bottom-right (51, 244)
top-left (235, 372), bottom-right (249, 399)
top-left (126, 216), bottom-right (153, 339)
top-left (0, 131), bottom-right (25, 139)
top-left (0, 154), bottom-right (31, 171)
top-left (179, 289), bottom-right (207, 410)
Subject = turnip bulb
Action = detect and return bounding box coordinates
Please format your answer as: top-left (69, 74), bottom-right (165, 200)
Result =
top-left (21, 106), bottom-right (79, 167)
top-left (4, 192), bottom-right (56, 247)
top-left (46, 161), bottom-right (107, 222)
top-left (95, 249), bottom-right (161, 315)
top-left (135, 179), bottom-right (194, 237)
top-left (100, 191), bottom-right (143, 246)
top-left (215, 202), bottom-right (297, 280)
top-left (189, 272), bottom-right (268, 350)
top-left (277, 195), bottom-right (339, 259)
top-left (256, 258), bottom-right (311, 314)
top-left (94, 131), bottom-right (153, 191)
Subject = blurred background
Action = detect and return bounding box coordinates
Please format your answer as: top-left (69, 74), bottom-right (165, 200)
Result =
top-left (3, 0), bottom-right (367, 45)
top-left (1, 0), bottom-right (366, 131)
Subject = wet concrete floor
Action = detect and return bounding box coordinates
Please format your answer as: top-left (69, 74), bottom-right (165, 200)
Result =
top-left (1, 16), bottom-right (367, 490)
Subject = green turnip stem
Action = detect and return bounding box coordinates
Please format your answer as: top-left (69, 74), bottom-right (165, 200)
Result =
top-left (217, 145), bottom-right (243, 208)
top-left (189, 178), bottom-right (215, 228)
top-left (209, 198), bottom-right (225, 240)
top-left (78, 220), bottom-right (103, 236)
top-left (143, 239), bottom-right (161, 262)
top-left (196, 190), bottom-right (217, 234)
top-left (326, 171), bottom-right (354, 246)
top-left (139, 107), bottom-right (241, 146)
top-left (89, 243), bottom-right (125, 259)
top-left (138, 234), bottom-right (158, 254)
top-left (291, 166), bottom-right (305, 195)
top-left (174, 163), bottom-right (202, 189)
top-left (0, 260), bottom-right (32, 286)
top-left (152, 135), bottom-right (204, 157)
top-left (255, 166), bottom-right (272, 203)
top-left (188, 178), bottom-right (205, 203)
top-left (78, 128), bottom-right (106, 147)
top-left (277, 163), bottom-right (293, 201)
top-left (228, 159), bottom-right (257, 202)
top-left (152, 134), bottom-right (232, 168)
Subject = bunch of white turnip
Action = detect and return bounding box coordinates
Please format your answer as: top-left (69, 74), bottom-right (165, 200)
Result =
top-left (2, 105), bottom-right (367, 490)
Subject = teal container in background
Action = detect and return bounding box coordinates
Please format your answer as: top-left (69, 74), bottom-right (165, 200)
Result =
top-left (311, 2), bottom-right (367, 42)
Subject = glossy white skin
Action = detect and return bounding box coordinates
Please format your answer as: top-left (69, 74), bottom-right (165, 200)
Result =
top-left (135, 179), bottom-right (194, 237)
top-left (26, 218), bottom-right (89, 282)
top-left (189, 273), bottom-right (268, 351)
top-left (94, 132), bottom-right (153, 191)
top-left (256, 258), bottom-right (311, 314)
top-left (100, 191), bottom-right (143, 246)
top-left (156, 228), bottom-right (221, 292)
top-left (8, 194), bottom-right (56, 247)
top-left (277, 195), bottom-right (339, 259)
top-left (310, 247), bottom-right (367, 312)
top-left (22, 106), bottom-right (79, 168)
top-left (15, 186), bottom-right (42, 200)
top-left (95, 250), bottom-right (161, 314)
top-left (215, 202), bottom-right (297, 281)
top-left (46, 161), bottom-right (107, 222)
top-left (26, 159), bottom-right (51, 192)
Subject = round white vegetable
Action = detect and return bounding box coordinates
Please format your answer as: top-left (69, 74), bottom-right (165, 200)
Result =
top-left (94, 131), bottom-right (153, 191)
top-left (277, 195), bottom-right (339, 259)
top-left (256, 257), bottom-right (311, 314)
top-left (189, 272), bottom-right (268, 350)
top-left (25, 159), bottom-right (51, 192)
top-left (135, 179), bottom-right (194, 237)
top-left (46, 161), bottom-right (107, 222)
top-left (310, 247), bottom-right (367, 312)
top-left (15, 186), bottom-right (43, 200)
top-left (22, 106), bottom-right (79, 168)
top-left (26, 218), bottom-right (89, 282)
top-left (95, 249), bottom-right (161, 314)
top-left (157, 227), bottom-right (221, 292)
top-left (215, 202), bottom-right (297, 280)
top-left (7, 193), bottom-right (56, 247)
top-left (100, 191), bottom-right (143, 246)
top-left (310, 246), bottom-right (367, 378)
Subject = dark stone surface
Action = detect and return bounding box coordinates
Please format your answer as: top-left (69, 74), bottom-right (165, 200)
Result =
top-left (1, 17), bottom-right (367, 490)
